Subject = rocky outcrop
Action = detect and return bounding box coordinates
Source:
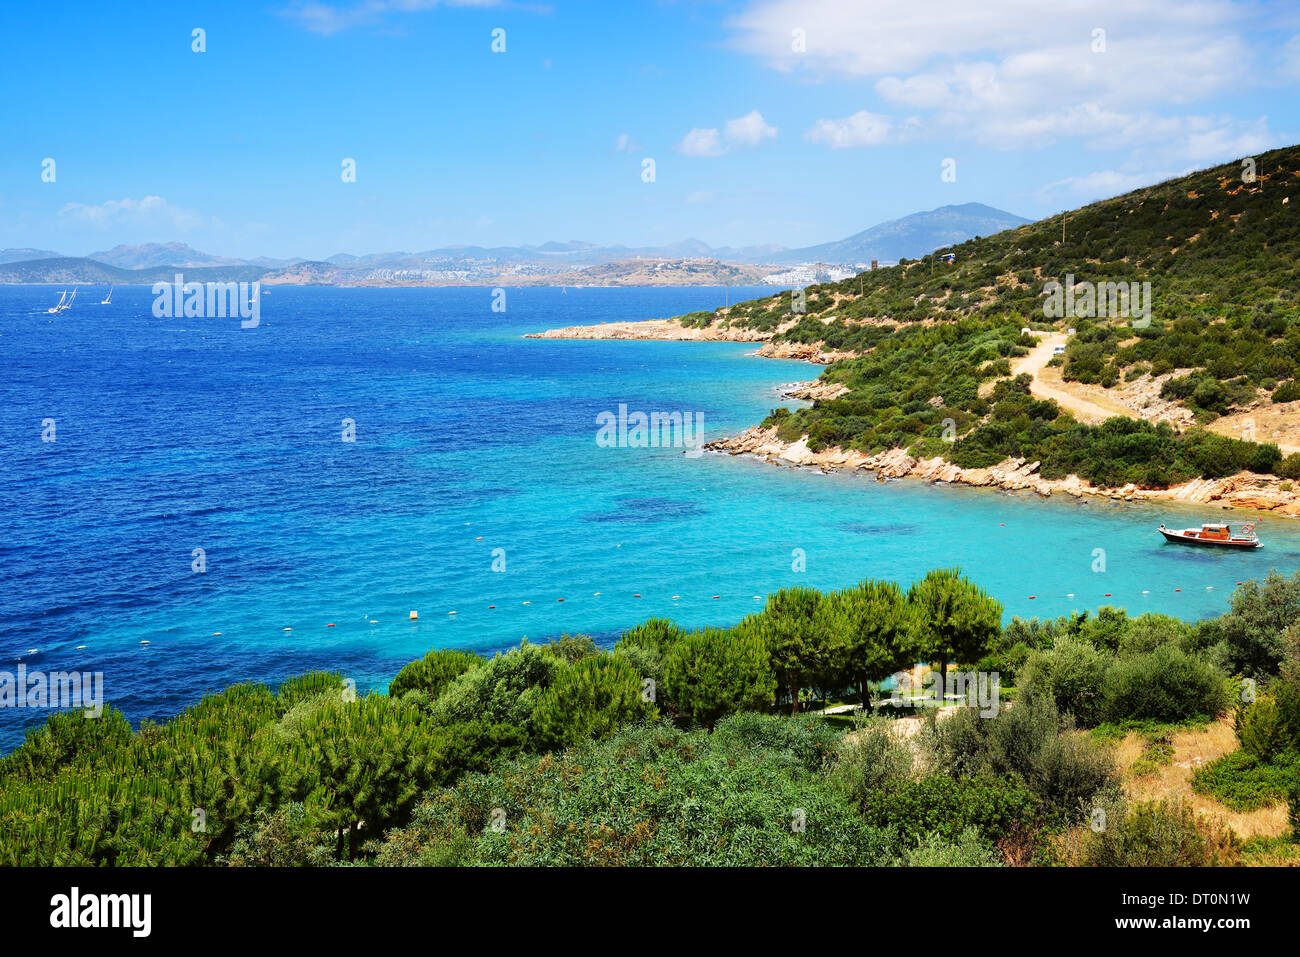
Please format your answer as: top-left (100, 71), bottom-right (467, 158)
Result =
top-left (781, 380), bottom-right (851, 402)
top-left (706, 425), bottom-right (1300, 513)
top-left (757, 341), bottom-right (858, 363)
top-left (525, 318), bottom-right (771, 342)
top-left (525, 318), bottom-right (862, 360)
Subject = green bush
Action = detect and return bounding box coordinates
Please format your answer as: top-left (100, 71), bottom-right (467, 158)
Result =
top-left (388, 648), bottom-right (482, 702)
top-left (662, 626), bottom-right (775, 729)
top-left (1081, 797), bottom-right (1235, 866)
top-left (933, 693), bottom-right (1116, 823)
top-left (531, 655), bottom-right (657, 749)
top-left (1019, 638), bottom-right (1109, 727)
top-left (430, 642), bottom-right (561, 733)
top-left (1235, 697), bottom-right (1293, 762)
top-left (374, 717), bottom-right (896, 866)
top-left (1101, 644), bottom-right (1230, 724)
top-left (858, 774), bottom-right (1036, 844)
top-left (1192, 749), bottom-right (1300, 811)
top-left (830, 721), bottom-right (915, 809)
top-left (901, 827), bottom-right (1001, 867)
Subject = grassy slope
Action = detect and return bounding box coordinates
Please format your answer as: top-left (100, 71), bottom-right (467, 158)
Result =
top-left (683, 146), bottom-right (1300, 487)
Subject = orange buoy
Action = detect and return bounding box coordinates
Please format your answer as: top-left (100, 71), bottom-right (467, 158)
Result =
top-left (557, 598), bottom-right (565, 602)
top-left (1028, 595), bottom-right (1036, 599)
top-left (1174, 588), bottom-right (1181, 592)
top-left (327, 623), bottom-right (336, 627)
top-left (488, 605), bottom-right (496, 609)
top-left (634, 594), bottom-right (642, 598)
top-left (1104, 593), bottom-right (1111, 597)
top-left (712, 595), bottom-right (720, 599)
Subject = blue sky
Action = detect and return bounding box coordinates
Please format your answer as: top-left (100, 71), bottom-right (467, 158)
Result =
top-left (1, 0), bottom-right (1298, 259)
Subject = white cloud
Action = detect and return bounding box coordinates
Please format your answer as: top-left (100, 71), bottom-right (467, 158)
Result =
top-left (57, 196), bottom-right (204, 231)
top-left (805, 110), bottom-right (897, 148)
top-left (678, 127), bottom-right (727, 157)
top-left (614, 133), bottom-right (643, 153)
top-left (729, 0), bottom-right (1280, 165)
top-left (677, 110), bottom-right (778, 157)
top-left (1036, 168), bottom-right (1179, 202)
top-left (728, 0), bottom-right (1244, 79)
top-left (724, 110), bottom-right (778, 146)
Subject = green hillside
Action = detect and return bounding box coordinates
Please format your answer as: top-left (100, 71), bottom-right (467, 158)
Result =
top-left (687, 146), bottom-right (1300, 487)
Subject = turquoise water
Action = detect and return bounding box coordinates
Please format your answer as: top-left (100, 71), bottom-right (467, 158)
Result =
top-left (2, 284), bottom-right (1298, 748)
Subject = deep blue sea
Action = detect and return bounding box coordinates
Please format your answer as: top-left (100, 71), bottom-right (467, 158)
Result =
top-left (3, 284), bottom-right (1299, 750)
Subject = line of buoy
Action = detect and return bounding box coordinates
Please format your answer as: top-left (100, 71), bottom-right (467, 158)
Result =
top-left (193, 578), bottom-right (1257, 641)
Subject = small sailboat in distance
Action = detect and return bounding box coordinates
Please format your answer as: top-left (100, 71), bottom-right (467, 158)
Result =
top-left (101, 285), bottom-right (113, 304)
top-left (47, 290), bottom-right (67, 313)
top-left (58, 287), bottom-right (77, 312)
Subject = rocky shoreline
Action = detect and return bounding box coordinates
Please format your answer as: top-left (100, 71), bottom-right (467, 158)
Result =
top-left (527, 317), bottom-right (1300, 515)
top-left (525, 318), bottom-right (857, 363)
top-left (524, 318), bottom-right (771, 343)
top-left (706, 425), bottom-right (1300, 515)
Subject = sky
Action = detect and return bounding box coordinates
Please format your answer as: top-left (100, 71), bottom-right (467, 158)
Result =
top-left (1, 0), bottom-right (1298, 260)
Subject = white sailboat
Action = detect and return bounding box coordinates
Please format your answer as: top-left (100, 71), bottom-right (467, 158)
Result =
top-left (58, 287), bottom-right (77, 312)
top-left (101, 285), bottom-right (113, 304)
top-left (46, 290), bottom-right (67, 314)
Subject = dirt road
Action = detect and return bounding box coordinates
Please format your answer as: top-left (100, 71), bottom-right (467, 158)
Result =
top-left (1011, 333), bottom-right (1129, 424)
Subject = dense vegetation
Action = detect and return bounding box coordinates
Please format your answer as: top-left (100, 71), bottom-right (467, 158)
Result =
top-left (688, 145), bottom-right (1300, 487)
top-left (4, 570), bottom-right (1299, 867)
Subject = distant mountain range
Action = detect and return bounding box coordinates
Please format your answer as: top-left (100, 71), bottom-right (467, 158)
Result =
top-left (0, 203), bottom-right (1028, 285)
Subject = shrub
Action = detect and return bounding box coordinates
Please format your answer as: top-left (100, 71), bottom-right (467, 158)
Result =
top-left (1235, 697), bottom-right (1293, 762)
top-left (661, 626), bottom-right (775, 729)
top-left (1272, 381), bottom-right (1300, 403)
top-left (531, 655), bottom-right (658, 750)
top-left (541, 634), bottom-right (599, 663)
top-left (1019, 638), bottom-right (1109, 727)
top-left (1102, 644), bottom-right (1230, 724)
top-left (374, 720), bottom-right (896, 866)
top-left (388, 648), bottom-right (482, 702)
top-left (901, 827), bottom-right (1001, 867)
top-left (858, 774), bottom-right (1036, 844)
top-left (933, 693), bottom-right (1116, 823)
top-left (222, 804), bottom-right (333, 867)
top-left (1118, 613), bottom-right (1190, 658)
top-left (430, 642), bottom-right (562, 734)
top-left (1218, 571), bottom-right (1300, 678)
top-left (1080, 797), bottom-right (1238, 866)
top-left (831, 721), bottom-right (915, 809)
top-left (1191, 749), bottom-right (1300, 810)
